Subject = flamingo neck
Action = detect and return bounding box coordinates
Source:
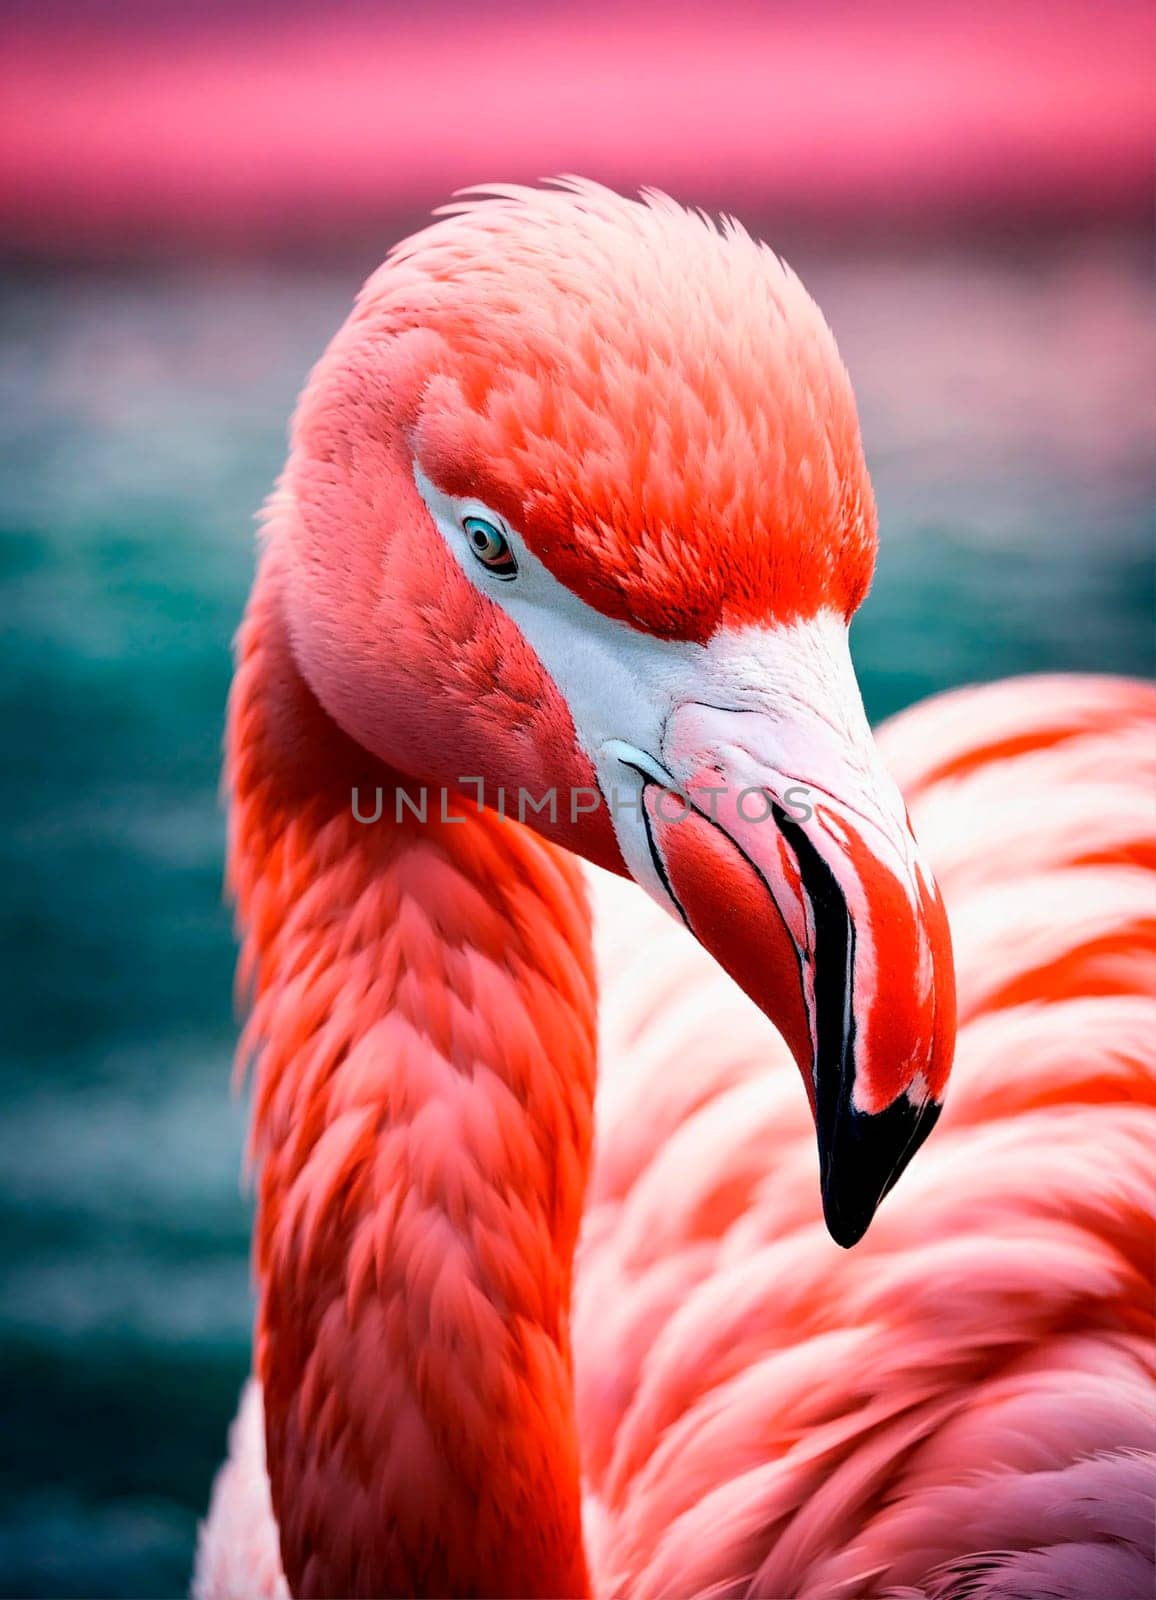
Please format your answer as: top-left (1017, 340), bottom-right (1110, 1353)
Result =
top-left (229, 557), bottom-right (598, 1598)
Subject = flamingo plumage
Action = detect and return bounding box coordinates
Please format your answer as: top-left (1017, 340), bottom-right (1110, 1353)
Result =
top-left (194, 182), bottom-right (1156, 1600)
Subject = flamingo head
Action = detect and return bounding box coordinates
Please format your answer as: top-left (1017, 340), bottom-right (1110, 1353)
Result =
top-left (276, 181), bottom-right (956, 1246)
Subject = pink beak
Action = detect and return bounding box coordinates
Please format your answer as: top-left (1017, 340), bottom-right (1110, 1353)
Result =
top-left (638, 700), bottom-right (956, 1246)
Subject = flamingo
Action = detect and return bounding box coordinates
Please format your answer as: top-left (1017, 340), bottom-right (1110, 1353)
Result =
top-left (194, 181), bottom-right (1156, 1600)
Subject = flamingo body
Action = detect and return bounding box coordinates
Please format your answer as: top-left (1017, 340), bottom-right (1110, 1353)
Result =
top-left (194, 184), bottom-right (1156, 1598)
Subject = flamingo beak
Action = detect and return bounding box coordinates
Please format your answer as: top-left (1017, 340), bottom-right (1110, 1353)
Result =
top-left (611, 699), bottom-right (956, 1247)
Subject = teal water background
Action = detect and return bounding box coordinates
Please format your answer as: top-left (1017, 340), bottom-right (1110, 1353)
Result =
top-left (1, 229), bottom-right (1153, 1597)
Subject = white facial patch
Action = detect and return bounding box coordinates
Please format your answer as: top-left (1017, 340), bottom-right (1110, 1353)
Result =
top-left (412, 460), bottom-right (913, 947)
top-left (414, 461), bottom-right (701, 902)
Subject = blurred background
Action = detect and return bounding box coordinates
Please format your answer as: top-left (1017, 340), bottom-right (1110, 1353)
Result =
top-left (1, 0), bottom-right (1153, 1593)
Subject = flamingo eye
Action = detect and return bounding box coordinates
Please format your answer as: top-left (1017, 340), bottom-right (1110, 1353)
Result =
top-left (462, 515), bottom-right (517, 580)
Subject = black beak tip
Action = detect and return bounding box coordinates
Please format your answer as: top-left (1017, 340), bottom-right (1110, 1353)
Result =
top-left (819, 1095), bottom-right (942, 1249)
top-left (821, 1189), bottom-right (877, 1250)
